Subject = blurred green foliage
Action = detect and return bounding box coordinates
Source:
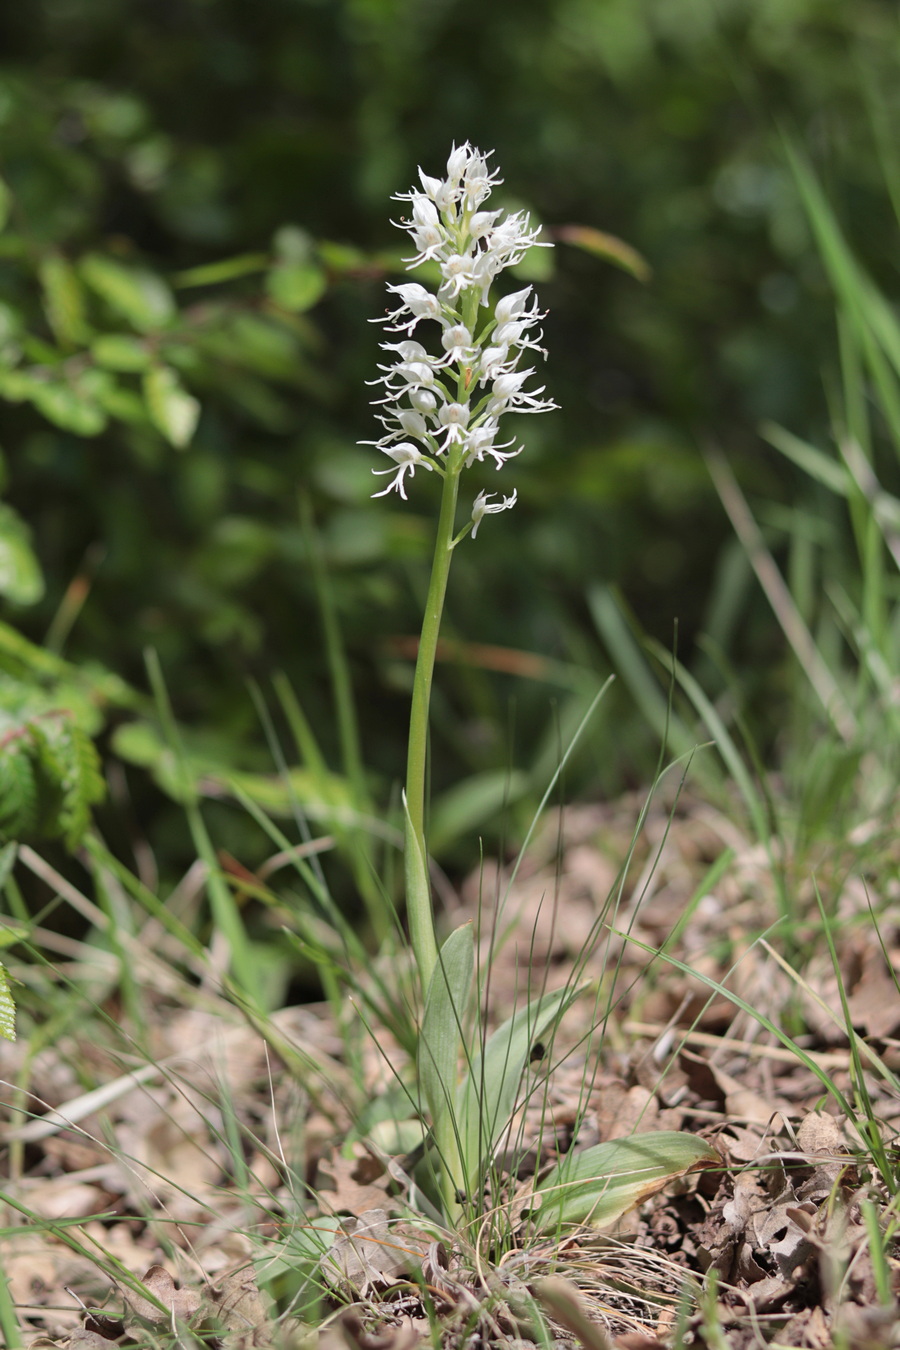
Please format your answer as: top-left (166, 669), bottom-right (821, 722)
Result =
top-left (0, 0), bottom-right (898, 872)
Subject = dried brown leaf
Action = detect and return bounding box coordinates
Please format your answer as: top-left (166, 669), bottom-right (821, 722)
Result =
top-left (122, 1264), bottom-right (203, 1325)
top-left (796, 1110), bottom-right (846, 1155)
top-left (315, 1144), bottom-right (392, 1217)
top-left (326, 1210), bottom-right (415, 1293)
top-left (208, 1267), bottom-right (274, 1347)
top-left (846, 948), bottom-right (900, 1039)
top-left (62, 1334), bottom-right (112, 1350)
top-left (708, 1063), bottom-right (785, 1127)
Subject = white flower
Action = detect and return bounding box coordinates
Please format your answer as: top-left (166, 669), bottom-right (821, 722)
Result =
top-left (372, 442), bottom-right (435, 499)
top-left (446, 143), bottom-right (471, 184)
top-left (411, 195), bottom-right (440, 228)
top-left (409, 387), bottom-right (438, 414)
top-left (469, 210), bottom-right (501, 240)
top-left (493, 287), bottom-right (541, 326)
top-left (439, 253), bottom-right (480, 297)
top-left (406, 217), bottom-right (447, 265)
top-left (380, 339), bottom-right (435, 365)
top-left (471, 489), bottom-right (517, 538)
top-left (440, 323), bottom-right (475, 364)
top-left (460, 420), bottom-right (521, 470)
top-left (390, 361), bottom-right (438, 392)
top-left (381, 283), bottom-right (444, 332)
top-left (459, 147), bottom-right (501, 207)
top-left (485, 212), bottom-right (544, 265)
top-left (487, 369), bottom-right (557, 417)
top-left (417, 170), bottom-right (444, 200)
top-left (375, 405), bottom-right (430, 441)
top-left (477, 343), bottom-right (514, 382)
top-left (436, 401), bottom-right (470, 448)
top-left (494, 318), bottom-right (545, 354)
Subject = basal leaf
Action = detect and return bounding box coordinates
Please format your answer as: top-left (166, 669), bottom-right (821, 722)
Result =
top-left (456, 982), bottom-right (586, 1195)
top-left (418, 923), bottom-right (474, 1134)
top-left (531, 1132), bottom-right (721, 1232)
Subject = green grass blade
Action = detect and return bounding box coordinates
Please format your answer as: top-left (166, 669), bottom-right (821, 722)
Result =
top-left (617, 928), bottom-right (856, 1119)
top-left (300, 495), bottom-right (368, 810)
top-left (497, 677), bottom-right (614, 936)
top-left (704, 448), bottom-right (857, 746)
top-left (643, 636), bottom-right (770, 844)
top-left (586, 585), bottom-right (695, 759)
top-left (814, 884), bottom-right (897, 1192)
top-left (0, 1255), bottom-right (23, 1348)
top-left (144, 648), bottom-right (259, 1000)
top-left (760, 421), bottom-right (849, 496)
top-left (861, 1198), bottom-right (893, 1304)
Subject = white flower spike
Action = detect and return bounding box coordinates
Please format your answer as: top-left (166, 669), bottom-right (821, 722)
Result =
top-left (364, 142), bottom-right (557, 539)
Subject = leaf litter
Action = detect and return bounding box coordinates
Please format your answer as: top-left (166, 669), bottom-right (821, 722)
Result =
top-left (3, 782), bottom-right (900, 1348)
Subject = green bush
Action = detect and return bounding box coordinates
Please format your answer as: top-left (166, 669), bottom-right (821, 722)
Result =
top-left (1, 0), bottom-right (898, 876)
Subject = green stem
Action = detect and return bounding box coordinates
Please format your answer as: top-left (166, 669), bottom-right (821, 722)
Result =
top-left (405, 460), bottom-right (461, 995)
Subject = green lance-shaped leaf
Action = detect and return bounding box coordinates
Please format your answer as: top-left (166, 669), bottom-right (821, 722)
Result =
top-left (39, 253), bottom-right (89, 346)
top-left (456, 982), bottom-right (587, 1196)
top-left (266, 261), bottom-right (327, 313)
top-left (144, 365), bottom-right (200, 448)
top-left (81, 254), bottom-right (176, 332)
top-left (91, 333), bottom-right (152, 372)
top-left (0, 960), bottom-right (15, 1041)
top-left (419, 923), bottom-right (474, 1126)
top-left (28, 379), bottom-right (107, 436)
top-left (0, 502), bottom-right (45, 605)
top-left (530, 1131), bottom-right (721, 1233)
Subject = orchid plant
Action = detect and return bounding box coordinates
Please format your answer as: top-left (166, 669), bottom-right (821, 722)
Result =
top-left (362, 144), bottom-right (717, 1226)
top-left (365, 142), bottom-right (556, 1000)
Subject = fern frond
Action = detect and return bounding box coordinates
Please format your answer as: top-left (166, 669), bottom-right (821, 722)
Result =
top-left (0, 733), bottom-right (39, 841)
top-left (0, 960), bottom-right (15, 1041)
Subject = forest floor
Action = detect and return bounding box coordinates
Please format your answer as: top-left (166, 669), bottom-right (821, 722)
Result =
top-left (3, 779), bottom-right (900, 1349)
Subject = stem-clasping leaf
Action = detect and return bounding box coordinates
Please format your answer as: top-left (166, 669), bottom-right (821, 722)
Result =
top-left (418, 923), bottom-right (475, 1180)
